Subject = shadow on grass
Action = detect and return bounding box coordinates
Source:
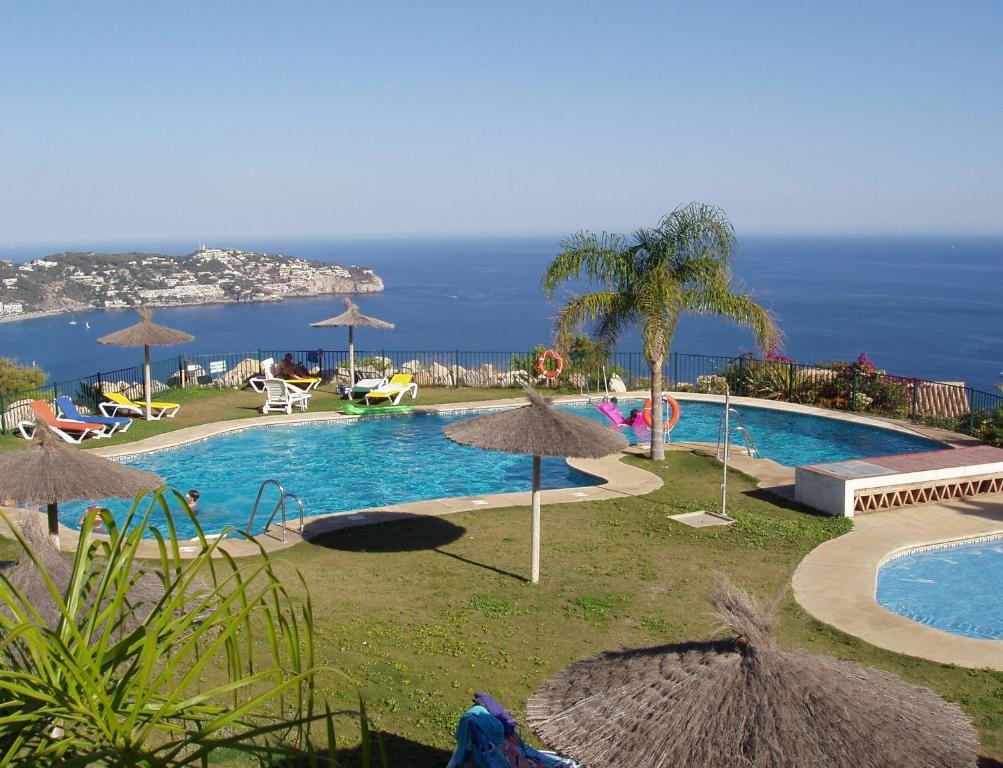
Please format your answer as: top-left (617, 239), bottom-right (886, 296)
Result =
top-left (308, 515), bottom-right (466, 553)
top-left (434, 547), bottom-right (527, 582)
top-left (271, 731), bottom-right (452, 768)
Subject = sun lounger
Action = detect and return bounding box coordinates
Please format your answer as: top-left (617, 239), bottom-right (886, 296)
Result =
top-left (249, 357), bottom-right (321, 393)
top-left (350, 375), bottom-right (388, 398)
top-left (99, 392), bottom-right (181, 420)
top-left (261, 378), bottom-right (312, 414)
top-left (55, 395), bottom-right (132, 435)
top-left (17, 400), bottom-right (105, 443)
top-left (364, 373), bottom-right (418, 405)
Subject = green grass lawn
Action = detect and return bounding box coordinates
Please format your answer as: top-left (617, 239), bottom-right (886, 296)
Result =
top-left (2, 385), bottom-right (1001, 764)
top-left (255, 451), bottom-right (1002, 766)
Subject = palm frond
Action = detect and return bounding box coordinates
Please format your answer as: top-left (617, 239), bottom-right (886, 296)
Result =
top-left (682, 288), bottom-right (781, 351)
top-left (542, 232), bottom-right (629, 297)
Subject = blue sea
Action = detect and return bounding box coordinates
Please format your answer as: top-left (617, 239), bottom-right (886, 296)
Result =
top-left (1, 236), bottom-right (1001, 391)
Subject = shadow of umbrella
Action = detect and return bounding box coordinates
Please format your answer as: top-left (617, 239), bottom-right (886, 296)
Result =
top-left (305, 514), bottom-right (466, 553)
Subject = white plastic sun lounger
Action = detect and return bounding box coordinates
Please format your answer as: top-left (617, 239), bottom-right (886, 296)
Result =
top-left (261, 378), bottom-right (312, 415)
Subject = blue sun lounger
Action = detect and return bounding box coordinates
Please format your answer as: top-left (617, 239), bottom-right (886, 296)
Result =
top-left (55, 395), bottom-right (132, 436)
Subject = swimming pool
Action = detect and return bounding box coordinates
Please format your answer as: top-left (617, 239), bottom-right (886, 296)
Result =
top-left (70, 399), bottom-right (941, 539)
top-left (67, 414), bottom-right (595, 540)
top-left (568, 399), bottom-right (941, 467)
top-left (876, 537), bottom-right (1003, 640)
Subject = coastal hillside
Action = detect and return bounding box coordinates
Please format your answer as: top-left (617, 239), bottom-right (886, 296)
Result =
top-left (0, 246), bottom-right (383, 314)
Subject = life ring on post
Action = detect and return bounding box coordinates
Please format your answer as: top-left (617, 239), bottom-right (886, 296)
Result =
top-left (536, 349), bottom-right (564, 379)
top-left (642, 394), bottom-right (681, 432)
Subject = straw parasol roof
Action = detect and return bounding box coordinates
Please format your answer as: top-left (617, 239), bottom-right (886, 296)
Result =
top-left (444, 388), bottom-right (627, 583)
top-left (0, 425), bottom-right (162, 546)
top-left (443, 387), bottom-right (627, 459)
top-left (98, 307), bottom-right (194, 419)
top-left (97, 306), bottom-right (194, 347)
top-left (526, 581), bottom-right (979, 768)
top-left (311, 298), bottom-right (394, 386)
top-left (310, 297), bottom-right (395, 331)
top-left (0, 425), bottom-right (162, 502)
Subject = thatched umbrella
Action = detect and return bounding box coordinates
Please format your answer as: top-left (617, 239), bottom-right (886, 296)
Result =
top-left (98, 307), bottom-right (194, 419)
top-left (443, 387), bottom-right (627, 583)
top-left (2, 517), bottom-right (175, 632)
top-left (526, 581), bottom-right (979, 768)
top-left (310, 298), bottom-right (394, 384)
top-left (0, 425), bottom-right (162, 548)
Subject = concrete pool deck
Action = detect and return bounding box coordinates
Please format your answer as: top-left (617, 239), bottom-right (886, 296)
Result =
top-left (793, 496), bottom-right (1003, 670)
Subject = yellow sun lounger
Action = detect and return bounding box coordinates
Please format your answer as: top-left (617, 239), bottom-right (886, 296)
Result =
top-left (99, 392), bottom-right (182, 420)
top-left (364, 373), bottom-right (418, 405)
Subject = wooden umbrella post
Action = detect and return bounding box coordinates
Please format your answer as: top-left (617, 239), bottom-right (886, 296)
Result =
top-left (348, 324), bottom-right (355, 386)
top-left (47, 501), bottom-right (60, 551)
top-left (143, 343), bottom-right (153, 420)
top-left (531, 453), bottom-right (542, 584)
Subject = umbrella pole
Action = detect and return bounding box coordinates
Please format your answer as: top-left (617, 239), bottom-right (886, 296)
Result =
top-left (348, 325), bottom-right (355, 385)
top-left (47, 501), bottom-right (60, 551)
top-left (144, 343), bottom-right (152, 420)
top-left (531, 454), bottom-right (541, 584)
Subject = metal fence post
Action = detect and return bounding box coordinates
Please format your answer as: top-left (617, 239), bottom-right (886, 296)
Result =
top-left (968, 388), bottom-right (976, 435)
top-left (850, 369), bottom-right (858, 412)
top-left (454, 350), bottom-right (460, 388)
top-left (911, 378), bottom-right (919, 420)
top-left (0, 393), bottom-right (5, 434)
top-left (671, 352), bottom-right (678, 388)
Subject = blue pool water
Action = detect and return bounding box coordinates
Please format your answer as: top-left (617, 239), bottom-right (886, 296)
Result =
top-left (876, 538), bottom-right (1003, 640)
top-left (69, 400), bottom-right (941, 539)
top-left (568, 399), bottom-right (941, 467)
top-left (65, 413), bottom-right (595, 539)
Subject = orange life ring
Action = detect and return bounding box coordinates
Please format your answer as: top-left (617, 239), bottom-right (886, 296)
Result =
top-left (536, 349), bottom-right (564, 379)
top-left (642, 395), bottom-right (681, 432)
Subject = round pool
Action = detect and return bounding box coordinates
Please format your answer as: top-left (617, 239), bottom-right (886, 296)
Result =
top-left (877, 537), bottom-right (1003, 640)
top-left (70, 400), bottom-right (941, 539)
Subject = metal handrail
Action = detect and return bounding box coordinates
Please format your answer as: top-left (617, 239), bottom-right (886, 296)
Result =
top-left (245, 480), bottom-right (306, 543)
top-left (717, 407), bottom-right (760, 460)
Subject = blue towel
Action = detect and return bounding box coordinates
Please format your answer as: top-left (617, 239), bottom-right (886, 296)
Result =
top-left (446, 704), bottom-right (576, 768)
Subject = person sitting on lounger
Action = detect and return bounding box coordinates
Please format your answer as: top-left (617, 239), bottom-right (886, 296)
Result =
top-left (275, 354), bottom-right (311, 380)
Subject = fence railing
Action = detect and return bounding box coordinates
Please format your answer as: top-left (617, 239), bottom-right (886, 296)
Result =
top-left (1, 349), bottom-right (1001, 444)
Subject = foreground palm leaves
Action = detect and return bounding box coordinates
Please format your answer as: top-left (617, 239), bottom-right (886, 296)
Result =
top-left (0, 490), bottom-right (330, 766)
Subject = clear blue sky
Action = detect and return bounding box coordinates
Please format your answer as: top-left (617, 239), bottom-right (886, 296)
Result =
top-left (1, 1), bottom-right (1000, 243)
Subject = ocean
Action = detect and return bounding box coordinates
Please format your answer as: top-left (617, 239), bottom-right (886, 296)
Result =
top-left (0, 235), bottom-right (1000, 392)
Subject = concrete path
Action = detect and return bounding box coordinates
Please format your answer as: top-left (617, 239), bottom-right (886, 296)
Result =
top-left (793, 496), bottom-right (1003, 669)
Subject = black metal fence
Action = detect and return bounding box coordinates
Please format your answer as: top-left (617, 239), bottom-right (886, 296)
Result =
top-left (2, 349), bottom-right (1001, 445)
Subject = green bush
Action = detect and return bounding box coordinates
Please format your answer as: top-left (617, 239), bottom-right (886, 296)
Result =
top-left (0, 490), bottom-right (344, 766)
top-left (0, 357), bottom-right (45, 396)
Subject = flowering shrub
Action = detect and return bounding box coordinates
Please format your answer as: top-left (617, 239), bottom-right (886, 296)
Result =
top-left (695, 374), bottom-right (729, 395)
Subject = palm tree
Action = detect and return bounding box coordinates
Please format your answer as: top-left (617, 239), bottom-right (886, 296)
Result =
top-left (543, 203), bottom-right (780, 460)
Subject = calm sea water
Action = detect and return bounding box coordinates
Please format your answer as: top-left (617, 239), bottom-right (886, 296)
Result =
top-left (1, 236), bottom-right (1000, 390)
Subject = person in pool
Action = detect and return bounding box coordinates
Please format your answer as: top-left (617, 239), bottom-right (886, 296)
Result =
top-left (78, 504), bottom-right (105, 530)
top-left (185, 489), bottom-right (200, 512)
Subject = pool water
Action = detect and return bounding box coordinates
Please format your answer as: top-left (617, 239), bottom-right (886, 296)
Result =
top-left (876, 538), bottom-right (1003, 640)
top-left (70, 399), bottom-right (941, 539)
top-left (66, 415), bottom-right (595, 539)
top-left (564, 400), bottom-right (941, 467)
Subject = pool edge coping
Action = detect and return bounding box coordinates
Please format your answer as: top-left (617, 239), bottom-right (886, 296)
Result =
top-left (793, 508), bottom-right (1003, 670)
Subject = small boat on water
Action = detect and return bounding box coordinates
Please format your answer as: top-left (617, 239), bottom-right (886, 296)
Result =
top-left (68, 314), bottom-right (77, 326)
top-left (85, 321), bottom-right (90, 329)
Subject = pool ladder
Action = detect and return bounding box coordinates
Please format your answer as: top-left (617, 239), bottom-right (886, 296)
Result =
top-left (245, 479), bottom-right (305, 542)
top-left (717, 407), bottom-right (760, 460)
